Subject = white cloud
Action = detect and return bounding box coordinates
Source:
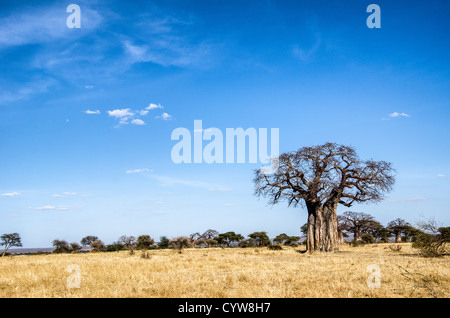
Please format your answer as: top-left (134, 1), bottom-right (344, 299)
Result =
top-left (84, 110), bottom-right (101, 114)
top-left (108, 108), bottom-right (134, 118)
top-left (85, 85), bottom-right (94, 89)
top-left (35, 205), bottom-right (57, 210)
top-left (131, 118), bottom-right (145, 125)
top-left (108, 108), bottom-right (153, 127)
top-left (126, 168), bottom-right (152, 174)
top-left (146, 103), bottom-right (164, 110)
top-left (224, 203), bottom-right (235, 206)
top-left (437, 174), bottom-right (446, 178)
top-left (1, 192), bottom-right (21, 197)
top-left (156, 112), bottom-right (172, 120)
top-left (52, 192), bottom-right (76, 197)
top-left (389, 112), bottom-right (410, 118)
top-left (35, 204), bottom-right (84, 211)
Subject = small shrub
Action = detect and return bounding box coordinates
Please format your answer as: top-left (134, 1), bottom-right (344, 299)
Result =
top-left (389, 244), bottom-right (402, 252)
top-left (52, 239), bottom-right (71, 253)
top-left (350, 240), bottom-right (366, 247)
top-left (268, 244), bottom-right (283, 251)
top-left (140, 250), bottom-right (151, 259)
top-left (412, 234), bottom-right (447, 257)
top-left (106, 242), bottom-right (125, 252)
top-left (170, 236), bottom-right (191, 253)
top-left (361, 234), bottom-right (375, 244)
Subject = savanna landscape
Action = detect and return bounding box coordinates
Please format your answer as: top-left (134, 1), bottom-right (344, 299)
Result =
top-left (1, 243), bottom-right (449, 298)
top-left (1, 1), bottom-right (450, 302)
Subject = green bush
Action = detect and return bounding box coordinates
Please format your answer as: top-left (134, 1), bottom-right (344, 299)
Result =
top-left (350, 240), bottom-right (367, 247)
top-left (361, 234), bottom-right (375, 244)
top-left (106, 242), bottom-right (125, 252)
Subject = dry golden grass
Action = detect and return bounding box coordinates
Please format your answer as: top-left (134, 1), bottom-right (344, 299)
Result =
top-left (0, 243), bottom-right (449, 298)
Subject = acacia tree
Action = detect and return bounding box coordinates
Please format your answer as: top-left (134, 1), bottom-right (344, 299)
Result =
top-left (70, 242), bottom-right (83, 253)
top-left (248, 232), bottom-right (271, 247)
top-left (52, 239), bottom-right (71, 253)
top-left (201, 229), bottom-right (219, 248)
top-left (254, 143), bottom-right (395, 252)
top-left (137, 235), bottom-right (154, 249)
top-left (81, 235), bottom-right (99, 248)
top-left (119, 235), bottom-right (137, 254)
top-left (1, 233), bottom-right (22, 256)
top-left (216, 232), bottom-right (244, 247)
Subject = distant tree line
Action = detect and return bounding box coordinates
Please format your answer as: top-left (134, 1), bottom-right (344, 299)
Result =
top-left (2, 216), bottom-right (448, 257)
top-left (46, 230), bottom-right (298, 255)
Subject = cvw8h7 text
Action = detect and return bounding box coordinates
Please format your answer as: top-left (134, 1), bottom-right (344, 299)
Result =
top-left (223, 302), bottom-right (270, 313)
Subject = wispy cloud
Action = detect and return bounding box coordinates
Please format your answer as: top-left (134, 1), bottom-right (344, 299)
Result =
top-left (382, 112), bottom-right (411, 121)
top-left (147, 174), bottom-right (231, 192)
top-left (390, 112), bottom-right (410, 118)
top-left (388, 196), bottom-right (427, 203)
top-left (0, 79), bottom-right (56, 105)
top-left (84, 110), bottom-right (101, 114)
top-left (126, 168), bottom-right (153, 174)
top-left (122, 36), bottom-right (213, 68)
top-left (208, 188), bottom-right (233, 192)
top-left (292, 33), bottom-right (321, 62)
top-left (1, 192), bottom-right (21, 197)
top-left (34, 204), bottom-right (84, 211)
top-left (437, 174), bottom-right (445, 178)
top-left (0, 4), bottom-right (103, 48)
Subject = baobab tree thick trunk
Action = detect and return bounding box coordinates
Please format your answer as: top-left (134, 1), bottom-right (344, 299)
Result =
top-left (322, 205), bottom-right (339, 252)
top-left (306, 202), bottom-right (339, 252)
top-left (338, 231), bottom-right (344, 244)
top-left (306, 203), bottom-right (323, 252)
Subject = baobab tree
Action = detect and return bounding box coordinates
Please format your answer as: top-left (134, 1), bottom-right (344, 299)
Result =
top-left (254, 142), bottom-right (395, 252)
top-left (387, 218), bottom-right (411, 243)
top-left (338, 211), bottom-right (380, 241)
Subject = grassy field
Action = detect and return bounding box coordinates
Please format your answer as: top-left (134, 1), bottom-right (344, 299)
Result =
top-left (0, 243), bottom-right (448, 298)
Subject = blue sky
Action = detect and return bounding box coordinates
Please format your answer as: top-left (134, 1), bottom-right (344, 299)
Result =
top-left (1, 0), bottom-right (449, 248)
